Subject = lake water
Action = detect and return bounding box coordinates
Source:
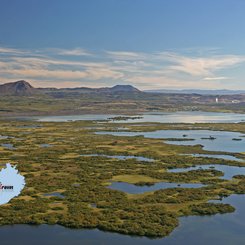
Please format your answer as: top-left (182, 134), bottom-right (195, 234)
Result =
top-left (1, 143), bottom-right (15, 150)
top-left (108, 181), bottom-right (205, 194)
top-left (81, 154), bottom-right (154, 162)
top-left (42, 192), bottom-right (65, 199)
top-left (0, 195), bottom-right (243, 245)
top-left (97, 130), bottom-right (245, 153)
top-left (0, 135), bottom-right (10, 139)
top-left (30, 111), bottom-right (245, 123)
top-left (17, 125), bottom-right (42, 128)
top-left (181, 153), bottom-right (244, 162)
top-left (40, 143), bottom-right (52, 148)
top-left (168, 164), bottom-right (245, 180)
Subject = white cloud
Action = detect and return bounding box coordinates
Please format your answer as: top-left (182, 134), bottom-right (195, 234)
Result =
top-left (51, 48), bottom-right (92, 56)
top-left (0, 46), bottom-right (245, 89)
top-left (203, 76), bottom-right (229, 81)
top-left (161, 53), bottom-right (245, 76)
top-left (124, 75), bottom-right (218, 90)
top-left (106, 51), bottom-right (146, 60)
top-left (0, 47), bottom-right (28, 55)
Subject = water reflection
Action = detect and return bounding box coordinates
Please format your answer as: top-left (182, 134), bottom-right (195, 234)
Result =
top-left (81, 154), bottom-right (154, 162)
top-left (40, 144), bottom-right (52, 148)
top-left (1, 143), bottom-right (15, 150)
top-left (42, 192), bottom-right (65, 199)
top-left (169, 164), bottom-right (245, 180)
top-left (108, 181), bottom-right (205, 194)
top-left (97, 130), bottom-right (245, 153)
top-left (28, 111), bottom-right (245, 123)
top-left (1, 195), bottom-right (244, 245)
top-left (181, 153), bottom-right (244, 162)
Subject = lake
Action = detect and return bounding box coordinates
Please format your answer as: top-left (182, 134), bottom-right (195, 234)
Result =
top-left (168, 164), bottom-right (245, 180)
top-left (181, 153), bottom-right (244, 162)
top-left (42, 192), bottom-right (65, 199)
top-left (27, 111), bottom-right (245, 123)
top-left (1, 111), bottom-right (244, 244)
top-left (1, 143), bottom-right (15, 150)
top-left (81, 154), bottom-right (154, 162)
top-left (0, 195), bottom-right (243, 245)
top-left (96, 129), bottom-right (245, 153)
top-left (108, 181), bottom-right (205, 194)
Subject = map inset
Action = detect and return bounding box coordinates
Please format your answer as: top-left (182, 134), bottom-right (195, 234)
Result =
top-left (0, 163), bottom-right (25, 205)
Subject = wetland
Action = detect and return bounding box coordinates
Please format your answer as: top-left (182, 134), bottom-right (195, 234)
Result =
top-left (0, 112), bottom-right (244, 244)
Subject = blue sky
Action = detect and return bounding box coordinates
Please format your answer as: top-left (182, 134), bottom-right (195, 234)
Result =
top-left (0, 0), bottom-right (245, 89)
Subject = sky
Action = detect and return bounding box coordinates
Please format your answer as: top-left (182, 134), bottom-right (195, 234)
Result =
top-left (0, 0), bottom-right (245, 90)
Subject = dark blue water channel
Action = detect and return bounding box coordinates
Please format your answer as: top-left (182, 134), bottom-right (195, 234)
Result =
top-left (0, 195), bottom-right (243, 245)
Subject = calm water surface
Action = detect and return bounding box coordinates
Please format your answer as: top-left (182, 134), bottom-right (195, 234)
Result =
top-left (1, 143), bottom-right (15, 150)
top-left (181, 153), bottom-right (244, 162)
top-left (81, 154), bottom-right (154, 162)
top-left (0, 195), bottom-right (243, 245)
top-left (42, 192), bottom-right (65, 199)
top-left (30, 111), bottom-right (245, 123)
top-left (97, 130), bottom-right (245, 153)
top-left (108, 182), bottom-right (205, 194)
top-left (169, 164), bottom-right (245, 180)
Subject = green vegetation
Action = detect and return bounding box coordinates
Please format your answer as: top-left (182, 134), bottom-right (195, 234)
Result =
top-left (188, 203), bottom-right (235, 215)
top-left (108, 116), bottom-right (143, 121)
top-left (0, 91), bottom-right (245, 117)
top-left (0, 120), bottom-right (244, 237)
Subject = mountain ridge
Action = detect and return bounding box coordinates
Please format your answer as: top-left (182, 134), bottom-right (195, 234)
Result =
top-left (0, 81), bottom-right (141, 96)
top-left (1, 80), bottom-right (245, 98)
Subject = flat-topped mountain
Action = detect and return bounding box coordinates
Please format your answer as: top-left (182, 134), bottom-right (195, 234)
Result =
top-left (109, 85), bottom-right (140, 92)
top-left (43, 84), bottom-right (141, 94)
top-left (0, 80), bottom-right (37, 96)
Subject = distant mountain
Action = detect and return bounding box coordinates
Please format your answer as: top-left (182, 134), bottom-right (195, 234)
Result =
top-left (145, 89), bottom-right (245, 95)
top-left (1, 80), bottom-right (244, 99)
top-left (109, 85), bottom-right (140, 93)
top-left (92, 85), bottom-right (140, 94)
top-left (0, 80), bottom-right (244, 117)
top-left (40, 84), bottom-right (141, 94)
top-left (0, 80), bottom-right (38, 96)
top-left (0, 81), bottom-right (141, 96)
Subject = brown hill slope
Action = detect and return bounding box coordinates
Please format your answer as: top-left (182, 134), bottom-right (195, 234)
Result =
top-left (0, 80), bottom-right (38, 96)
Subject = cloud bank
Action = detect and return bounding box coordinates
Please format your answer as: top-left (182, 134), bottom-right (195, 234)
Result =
top-left (0, 46), bottom-right (244, 89)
